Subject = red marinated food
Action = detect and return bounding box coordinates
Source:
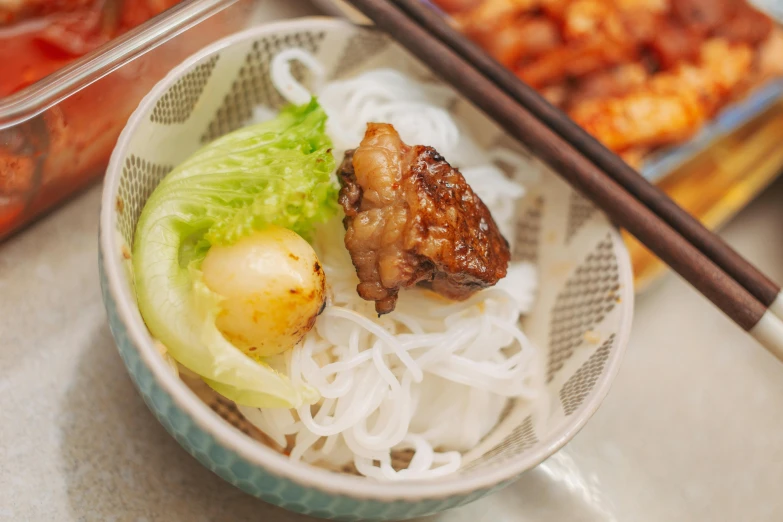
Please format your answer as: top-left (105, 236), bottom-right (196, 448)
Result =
top-left (0, 0), bottom-right (244, 241)
top-left (0, 1), bottom-right (182, 97)
top-left (432, 0), bottom-right (783, 167)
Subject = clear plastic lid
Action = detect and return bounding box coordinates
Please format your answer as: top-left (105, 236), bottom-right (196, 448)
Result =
top-left (0, 0), bottom-right (239, 130)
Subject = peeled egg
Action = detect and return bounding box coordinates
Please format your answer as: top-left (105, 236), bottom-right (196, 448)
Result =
top-left (201, 226), bottom-right (326, 358)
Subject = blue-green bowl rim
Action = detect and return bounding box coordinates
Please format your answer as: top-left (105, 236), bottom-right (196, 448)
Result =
top-left (98, 16), bottom-right (634, 503)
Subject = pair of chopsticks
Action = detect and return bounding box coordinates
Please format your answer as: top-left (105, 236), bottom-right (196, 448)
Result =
top-left (344, 0), bottom-right (783, 360)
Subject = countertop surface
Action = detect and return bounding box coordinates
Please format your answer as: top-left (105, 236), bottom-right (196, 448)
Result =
top-left (4, 177), bottom-right (783, 522)
top-left (4, 3), bottom-right (783, 522)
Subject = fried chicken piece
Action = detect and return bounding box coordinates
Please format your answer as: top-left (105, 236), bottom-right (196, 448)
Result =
top-left (614, 0), bottom-right (669, 11)
top-left (536, 0), bottom-right (573, 20)
top-left (714, 1), bottom-right (773, 46)
top-left (338, 123), bottom-right (511, 315)
top-left (570, 90), bottom-right (707, 151)
top-left (757, 28), bottom-right (783, 80)
top-left (435, 0), bottom-right (485, 13)
top-left (568, 63), bottom-right (648, 107)
top-left (562, 0), bottom-right (626, 42)
top-left (453, 0), bottom-right (549, 62)
top-left (671, 0), bottom-right (722, 31)
top-left (648, 19), bottom-right (704, 69)
top-left (451, 0), bottom-right (540, 30)
top-left (517, 38), bottom-right (638, 88)
top-left (570, 38), bottom-right (752, 151)
top-left (540, 82), bottom-right (571, 108)
top-left (516, 0), bottom-right (648, 88)
top-left (618, 147), bottom-right (650, 169)
top-left (652, 38), bottom-right (752, 116)
top-left (482, 15), bottom-right (561, 67)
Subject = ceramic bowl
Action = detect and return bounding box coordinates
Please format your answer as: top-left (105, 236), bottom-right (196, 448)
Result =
top-left (98, 17), bottom-right (633, 521)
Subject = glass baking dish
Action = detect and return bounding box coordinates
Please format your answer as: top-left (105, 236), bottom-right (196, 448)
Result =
top-left (0, 0), bottom-right (254, 242)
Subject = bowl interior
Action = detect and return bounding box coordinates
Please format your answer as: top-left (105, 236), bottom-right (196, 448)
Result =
top-left (103, 17), bottom-right (633, 491)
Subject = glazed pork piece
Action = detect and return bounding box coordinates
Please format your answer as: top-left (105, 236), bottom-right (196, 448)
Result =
top-left (338, 123), bottom-right (511, 315)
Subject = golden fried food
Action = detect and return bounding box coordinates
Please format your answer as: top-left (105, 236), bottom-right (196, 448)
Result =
top-left (434, 0), bottom-right (780, 160)
top-left (517, 38), bottom-right (638, 88)
top-left (570, 39), bottom-right (753, 151)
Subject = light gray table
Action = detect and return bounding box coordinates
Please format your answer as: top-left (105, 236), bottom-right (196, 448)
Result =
top-left (4, 177), bottom-right (783, 522)
top-left (4, 4), bottom-right (783, 520)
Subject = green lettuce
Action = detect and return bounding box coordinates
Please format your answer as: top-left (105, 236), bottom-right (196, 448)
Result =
top-left (133, 99), bottom-right (336, 409)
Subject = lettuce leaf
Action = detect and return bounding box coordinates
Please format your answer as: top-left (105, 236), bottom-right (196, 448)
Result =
top-left (132, 99), bottom-right (335, 408)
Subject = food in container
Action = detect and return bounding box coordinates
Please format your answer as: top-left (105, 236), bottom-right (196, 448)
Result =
top-left (0, 0), bottom-right (251, 241)
top-left (131, 51), bottom-right (542, 479)
top-left (431, 0), bottom-right (783, 171)
top-left (0, 0), bottom-right (182, 96)
top-left (99, 20), bottom-right (633, 517)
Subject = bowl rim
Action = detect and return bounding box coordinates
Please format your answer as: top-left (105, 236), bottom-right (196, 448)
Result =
top-left (99, 16), bottom-right (634, 502)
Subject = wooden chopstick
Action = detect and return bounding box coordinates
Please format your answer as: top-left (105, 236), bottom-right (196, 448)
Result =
top-left (343, 0), bottom-right (783, 360)
top-left (395, 0), bottom-right (783, 318)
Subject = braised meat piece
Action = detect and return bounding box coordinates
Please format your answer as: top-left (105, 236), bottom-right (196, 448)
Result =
top-left (338, 123), bottom-right (510, 315)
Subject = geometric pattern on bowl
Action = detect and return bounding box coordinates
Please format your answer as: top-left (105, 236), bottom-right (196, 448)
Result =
top-left (150, 55), bottom-right (220, 125)
top-left (201, 31), bottom-right (326, 143)
top-left (565, 190), bottom-right (598, 244)
top-left (560, 334), bottom-right (616, 416)
top-left (546, 235), bottom-right (620, 381)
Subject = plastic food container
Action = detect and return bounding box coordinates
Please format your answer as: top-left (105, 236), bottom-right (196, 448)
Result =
top-left (0, 0), bottom-right (253, 241)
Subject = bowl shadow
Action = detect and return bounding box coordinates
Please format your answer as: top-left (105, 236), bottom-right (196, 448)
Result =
top-left (57, 320), bottom-right (319, 521)
top-left (54, 315), bottom-right (584, 521)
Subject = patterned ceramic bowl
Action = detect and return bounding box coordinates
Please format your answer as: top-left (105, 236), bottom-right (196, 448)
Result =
top-left (98, 17), bottom-right (634, 521)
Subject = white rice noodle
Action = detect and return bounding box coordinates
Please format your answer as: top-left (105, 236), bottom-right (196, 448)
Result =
top-left (236, 50), bottom-right (545, 481)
